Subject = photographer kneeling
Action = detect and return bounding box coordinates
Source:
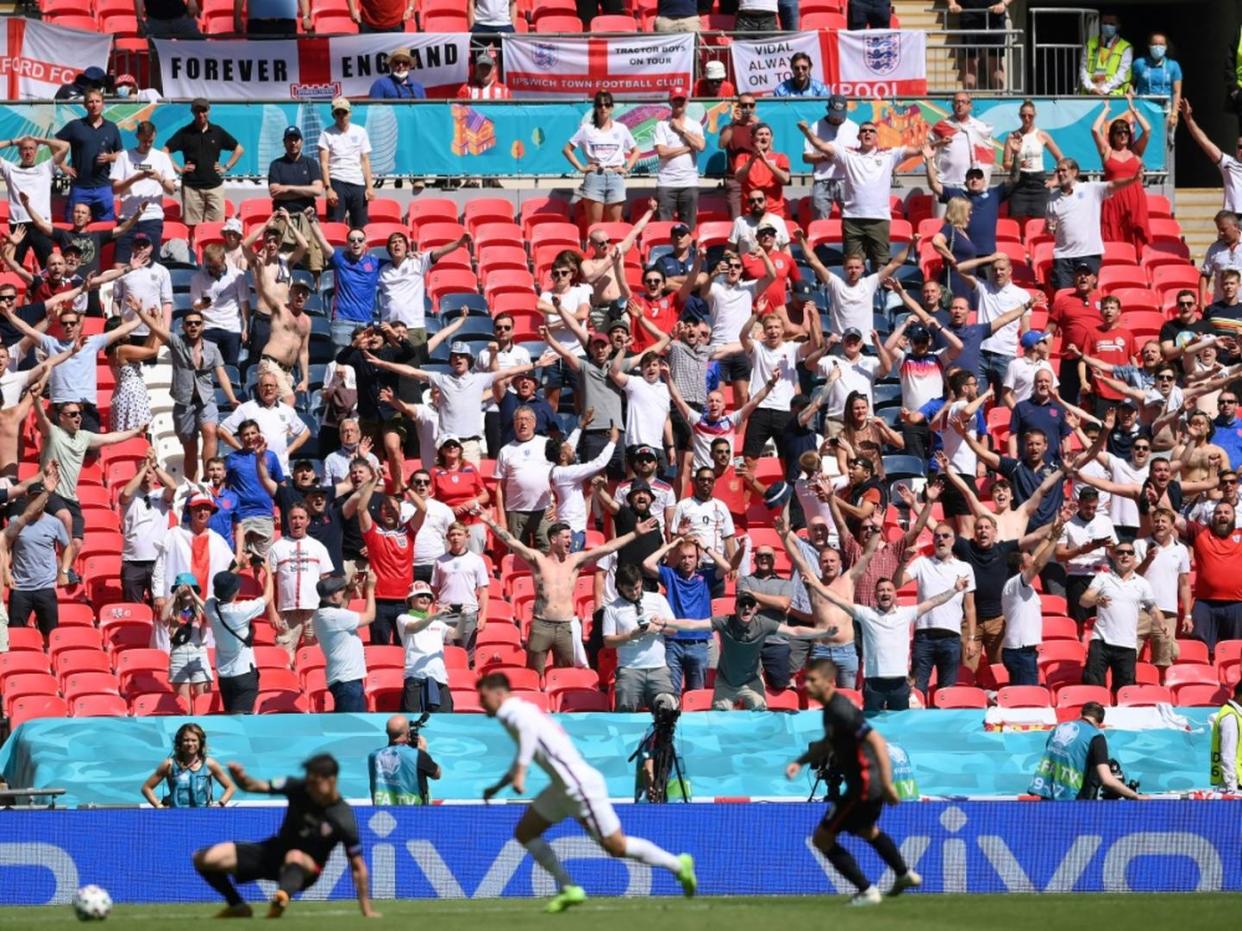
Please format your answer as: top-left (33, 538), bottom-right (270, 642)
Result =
top-left (1029, 702), bottom-right (1145, 800)
top-left (368, 714), bottom-right (441, 806)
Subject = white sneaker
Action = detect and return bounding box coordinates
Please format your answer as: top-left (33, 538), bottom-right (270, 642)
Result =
top-left (847, 886), bottom-right (883, 907)
top-left (889, 870), bottom-right (922, 896)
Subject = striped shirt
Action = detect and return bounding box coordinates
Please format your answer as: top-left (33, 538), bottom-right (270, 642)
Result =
top-left (667, 340), bottom-right (710, 407)
top-left (843, 531), bottom-right (911, 609)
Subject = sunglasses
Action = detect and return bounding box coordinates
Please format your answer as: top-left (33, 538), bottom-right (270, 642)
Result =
top-left (347, 237), bottom-right (366, 244)
top-left (552, 269), bottom-right (573, 277)
top-left (748, 199), bottom-right (765, 205)
top-left (183, 320), bottom-right (203, 327)
top-left (1222, 399), bottom-right (1239, 404)
top-left (61, 410), bottom-right (82, 418)
top-left (738, 103), bottom-right (755, 109)
top-left (644, 278), bottom-right (663, 286)
top-left (1114, 548), bottom-right (1135, 556)
top-left (595, 102), bottom-right (613, 109)
top-left (0, 294), bottom-right (16, 302)
top-left (1178, 301), bottom-right (1196, 307)
top-left (726, 262), bottom-right (743, 270)
top-left (1133, 445), bottom-right (1151, 451)
top-left (1223, 478), bottom-right (1239, 485)
top-left (411, 478), bottom-right (431, 486)
top-left (859, 128), bottom-right (877, 135)
top-left (61, 318), bottom-right (81, 326)
top-left (495, 324), bottom-right (512, 331)
top-left (591, 239), bottom-right (609, 247)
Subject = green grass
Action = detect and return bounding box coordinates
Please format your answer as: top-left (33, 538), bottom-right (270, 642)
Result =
top-left (7, 894), bottom-right (1241, 930)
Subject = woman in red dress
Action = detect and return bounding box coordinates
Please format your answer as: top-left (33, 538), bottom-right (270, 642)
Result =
top-left (1092, 93), bottom-right (1152, 253)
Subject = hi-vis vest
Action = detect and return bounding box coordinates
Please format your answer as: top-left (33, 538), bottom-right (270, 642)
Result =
top-left (1084, 36), bottom-right (1132, 95)
top-left (1235, 32), bottom-right (1242, 86)
top-left (1210, 701), bottom-right (1242, 788)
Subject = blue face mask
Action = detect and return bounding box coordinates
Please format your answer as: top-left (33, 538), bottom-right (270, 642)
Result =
top-left (116, 85), bottom-right (132, 97)
top-left (1100, 23), bottom-right (1118, 40)
top-left (1149, 45), bottom-right (1167, 61)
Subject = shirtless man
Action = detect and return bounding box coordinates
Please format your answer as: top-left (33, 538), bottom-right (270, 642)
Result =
top-left (475, 508), bottom-right (658, 675)
top-left (1172, 410), bottom-right (1231, 483)
top-left (936, 451), bottom-right (1064, 543)
top-left (773, 512), bottom-right (878, 686)
top-left (578, 198), bottom-right (657, 329)
top-left (254, 279), bottom-right (312, 405)
top-left (0, 368), bottom-right (56, 476)
top-left (246, 208), bottom-right (309, 354)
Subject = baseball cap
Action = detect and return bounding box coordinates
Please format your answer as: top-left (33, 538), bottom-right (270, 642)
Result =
top-left (1073, 261), bottom-right (1095, 274)
top-left (756, 223), bottom-right (778, 235)
top-left (826, 94), bottom-right (848, 121)
top-left (438, 434), bottom-right (463, 448)
top-left (908, 323), bottom-right (932, 343)
top-left (965, 167), bottom-right (986, 180)
top-left (475, 51), bottom-right (496, 68)
top-left (704, 61), bottom-right (727, 80)
top-left (290, 280), bottom-right (313, 294)
top-left (191, 97), bottom-right (210, 112)
top-left (222, 217), bottom-right (243, 235)
top-left (407, 580), bottom-right (434, 599)
top-left (331, 96), bottom-right (352, 113)
top-left (82, 66), bottom-right (106, 83)
top-left (283, 126), bottom-right (303, 140)
top-left (607, 317), bottom-right (630, 333)
top-left (188, 493), bottom-right (217, 512)
top-left (132, 232), bottom-right (152, 247)
top-left (448, 341), bottom-right (474, 357)
top-left (842, 327), bottom-right (864, 341)
top-left (513, 370), bottom-right (538, 383)
top-left (588, 331), bottom-right (610, 345)
top-left (1020, 330), bottom-right (1047, 350)
top-left (1117, 399), bottom-right (1138, 411)
top-left (303, 485), bottom-right (333, 498)
top-left (626, 479), bottom-right (653, 499)
top-left (763, 481), bottom-right (792, 510)
top-left (317, 574), bottom-right (351, 599)
top-left (173, 572), bottom-right (200, 590)
top-left (668, 86), bottom-right (689, 102)
top-left (633, 445), bottom-right (658, 460)
top-left (790, 280), bottom-right (816, 302)
top-left (115, 73), bottom-right (137, 87)
top-left (213, 571), bottom-right (241, 602)
top-left (389, 46), bottom-right (413, 63)
top-left (671, 223), bottom-right (690, 236)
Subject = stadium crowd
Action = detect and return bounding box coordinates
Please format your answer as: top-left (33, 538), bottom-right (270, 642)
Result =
top-left (1, 6), bottom-right (1241, 742)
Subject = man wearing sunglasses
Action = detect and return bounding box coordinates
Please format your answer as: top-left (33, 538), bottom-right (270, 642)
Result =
top-left (318, 97), bottom-right (373, 227)
top-left (728, 189), bottom-right (788, 256)
top-left (578, 198), bottom-right (657, 331)
top-left (310, 211), bottom-right (380, 349)
top-left (1045, 157), bottom-right (1140, 290)
top-left (719, 94), bottom-right (758, 219)
top-left (773, 52), bottom-right (828, 98)
top-left (1079, 542), bottom-right (1159, 691)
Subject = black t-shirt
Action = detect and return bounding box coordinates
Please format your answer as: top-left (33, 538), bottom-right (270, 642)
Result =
top-left (799, 692), bottom-right (884, 801)
top-left (165, 122), bottom-right (240, 189)
top-left (268, 776), bottom-right (361, 866)
top-left (268, 154), bottom-right (322, 213)
top-left (1079, 734), bottom-right (1109, 799)
top-left (0, 300), bottom-right (47, 350)
top-left (614, 506), bottom-right (662, 570)
top-left (1106, 422), bottom-right (1152, 461)
top-left (336, 341), bottom-right (417, 421)
top-left (952, 537), bottom-right (1019, 618)
top-left (53, 228), bottom-right (112, 278)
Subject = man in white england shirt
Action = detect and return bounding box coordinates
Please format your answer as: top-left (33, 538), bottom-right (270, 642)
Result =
top-left (954, 254), bottom-right (1034, 397)
top-left (1045, 156), bottom-right (1139, 290)
top-left (1000, 508), bottom-right (1068, 685)
top-left (1055, 486), bottom-right (1117, 630)
top-left (267, 501), bottom-right (336, 659)
top-left (0, 134), bottom-right (69, 265)
top-left (494, 406), bottom-right (553, 549)
top-left (1132, 505), bottom-right (1192, 669)
top-left (1002, 330), bottom-right (1058, 408)
top-left (476, 313), bottom-right (532, 457)
top-left (409, 468), bottom-right (455, 584)
top-left (803, 94), bottom-right (860, 221)
top-left (110, 119), bottom-right (177, 264)
top-left (897, 524), bottom-right (978, 687)
top-left (934, 92), bottom-right (994, 188)
top-left (431, 522), bottom-right (490, 660)
top-left (608, 349), bottom-right (671, 461)
top-left (1079, 541), bottom-right (1161, 691)
top-left (377, 228), bottom-right (471, 345)
top-left (796, 229), bottom-right (913, 343)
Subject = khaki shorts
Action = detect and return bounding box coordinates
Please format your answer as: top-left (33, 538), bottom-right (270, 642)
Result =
top-left (712, 675), bottom-right (767, 710)
top-left (182, 186), bottom-right (225, 225)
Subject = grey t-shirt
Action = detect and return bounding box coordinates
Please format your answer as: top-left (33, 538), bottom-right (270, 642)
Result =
top-left (736, 572), bottom-right (793, 629)
top-left (578, 356), bottom-right (625, 430)
top-left (711, 613), bottom-right (782, 687)
top-left (11, 513), bottom-right (69, 590)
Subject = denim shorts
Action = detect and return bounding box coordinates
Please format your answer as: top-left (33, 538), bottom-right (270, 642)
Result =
top-left (582, 170), bottom-right (626, 205)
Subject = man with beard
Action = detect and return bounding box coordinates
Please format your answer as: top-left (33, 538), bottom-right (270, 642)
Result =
top-left (1178, 502), bottom-right (1242, 648)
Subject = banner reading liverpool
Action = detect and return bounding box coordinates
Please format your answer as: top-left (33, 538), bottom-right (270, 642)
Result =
top-left (730, 29), bottom-right (926, 98)
top-left (501, 34), bottom-right (695, 99)
top-left (154, 34), bottom-right (470, 101)
top-left (0, 18), bottom-right (112, 99)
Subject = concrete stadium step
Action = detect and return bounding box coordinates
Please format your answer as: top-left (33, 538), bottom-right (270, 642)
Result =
top-left (893, 0), bottom-right (961, 92)
top-left (1175, 187), bottom-right (1224, 260)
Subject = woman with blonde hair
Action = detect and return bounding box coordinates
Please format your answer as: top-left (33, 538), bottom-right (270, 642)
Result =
top-left (932, 196), bottom-right (978, 305)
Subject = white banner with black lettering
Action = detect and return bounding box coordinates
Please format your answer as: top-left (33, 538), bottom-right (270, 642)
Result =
top-left (154, 34), bottom-right (470, 100)
top-left (501, 34), bottom-right (695, 99)
top-left (729, 29), bottom-right (927, 97)
top-left (0, 17), bottom-right (112, 99)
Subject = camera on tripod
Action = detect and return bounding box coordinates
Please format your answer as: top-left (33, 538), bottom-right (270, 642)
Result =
top-left (629, 693), bottom-right (689, 803)
top-left (1098, 758), bottom-right (1140, 799)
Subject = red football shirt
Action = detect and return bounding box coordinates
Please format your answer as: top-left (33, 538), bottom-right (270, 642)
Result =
top-left (1085, 324), bottom-right (1135, 401)
top-left (362, 521), bottom-right (416, 601)
top-left (742, 250), bottom-right (800, 308)
top-left (1048, 288), bottom-right (1103, 352)
top-left (630, 293), bottom-right (681, 351)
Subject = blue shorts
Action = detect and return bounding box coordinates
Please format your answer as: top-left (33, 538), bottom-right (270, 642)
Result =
top-left (582, 170), bottom-right (626, 206)
top-left (66, 185), bottom-right (115, 222)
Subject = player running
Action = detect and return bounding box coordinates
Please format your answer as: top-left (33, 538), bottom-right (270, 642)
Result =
top-left (786, 658), bottom-right (922, 907)
top-left (477, 671), bottom-right (698, 912)
top-left (192, 753), bottom-right (378, 919)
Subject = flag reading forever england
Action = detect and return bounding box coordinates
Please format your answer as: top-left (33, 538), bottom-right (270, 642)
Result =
top-left (501, 34), bottom-right (695, 99)
top-left (0, 17), bottom-right (112, 99)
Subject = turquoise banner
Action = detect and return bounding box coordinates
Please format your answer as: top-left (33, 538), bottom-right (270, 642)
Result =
top-left (0, 707), bottom-right (1212, 807)
top-left (0, 97), bottom-right (1167, 179)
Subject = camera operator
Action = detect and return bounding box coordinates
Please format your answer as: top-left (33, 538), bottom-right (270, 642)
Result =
top-left (368, 714), bottom-right (441, 806)
top-left (603, 564), bottom-right (677, 712)
top-left (1029, 701), bottom-right (1145, 800)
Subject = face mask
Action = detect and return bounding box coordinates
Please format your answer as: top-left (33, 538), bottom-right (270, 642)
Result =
top-left (1100, 24), bottom-right (1117, 40)
top-left (116, 85), bottom-right (132, 97)
top-left (1149, 45), bottom-right (1166, 61)
top-left (392, 67), bottom-right (409, 79)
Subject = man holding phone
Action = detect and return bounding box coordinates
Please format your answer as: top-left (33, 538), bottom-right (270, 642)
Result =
top-left (111, 120), bottom-right (177, 264)
top-left (603, 563), bottom-right (676, 712)
top-left (1055, 487), bottom-right (1118, 630)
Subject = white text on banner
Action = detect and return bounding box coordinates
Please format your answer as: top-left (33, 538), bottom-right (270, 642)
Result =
top-left (835, 29), bottom-right (927, 96)
top-left (0, 18), bottom-right (112, 100)
top-left (501, 34), bottom-right (695, 99)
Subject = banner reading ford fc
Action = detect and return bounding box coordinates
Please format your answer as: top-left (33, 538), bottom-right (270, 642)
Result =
top-left (0, 17), bottom-right (112, 99)
top-left (153, 34), bottom-right (471, 101)
top-left (501, 34), bottom-right (695, 99)
top-left (1, 802), bottom-right (1239, 905)
top-left (730, 29), bottom-right (927, 98)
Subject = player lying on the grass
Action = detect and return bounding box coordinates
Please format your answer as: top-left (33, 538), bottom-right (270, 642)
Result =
top-left (191, 753), bottom-right (378, 920)
top-left (477, 671), bottom-right (698, 913)
top-left (786, 658), bottom-right (922, 908)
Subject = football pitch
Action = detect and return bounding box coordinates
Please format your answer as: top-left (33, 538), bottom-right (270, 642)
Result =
top-left (7, 893), bottom-right (1240, 929)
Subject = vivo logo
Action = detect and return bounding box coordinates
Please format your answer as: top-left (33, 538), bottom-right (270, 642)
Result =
top-left (806, 806), bottom-right (1224, 894)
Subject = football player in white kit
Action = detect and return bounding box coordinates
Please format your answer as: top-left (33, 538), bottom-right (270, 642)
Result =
top-left (477, 671), bottom-right (698, 913)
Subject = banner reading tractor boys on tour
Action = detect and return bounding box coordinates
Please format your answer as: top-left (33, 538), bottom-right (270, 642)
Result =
top-left (154, 33), bottom-right (471, 100)
top-left (500, 33), bottom-right (695, 99)
top-left (729, 29), bottom-right (927, 98)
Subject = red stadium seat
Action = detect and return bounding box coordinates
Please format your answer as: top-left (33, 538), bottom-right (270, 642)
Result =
top-left (9, 695), bottom-right (69, 727)
top-left (1055, 685), bottom-right (1112, 708)
top-left (48, 627), bottom-right (103, 661)
top-left (477, 624), bottom-right (523, 648)
top-left (1163, 663), bottom-right (1217, 689)
top-left (996, 685), bottom-right (1051, 708)
top-left (364, 645), bottom-right (405, 670)
top-left (1, 673), bottom-right (60, 714)
top-left (449, 689), bottom-right (485, 712)
top-left (0, 651), bottom-right (53, 685)
top-left (1176, 683), bottom-right (1229, 706)
top-left (520, 197), bottom-right (572, 237)
top-left (1042, 616), bottom-right (1079, 641)
top-left (932, 686), bottom-right (988, 709)
top-left (46, 14), bottom-right (99, 31)
top-left (801, 11), bottom-right (847, 28)
top-left (4, 627), bottom-right (45, 652)
top-left (445, 646), bottom-right (470, 670)
top-left (1116, 684), bottom-right (1172, 706)
top-left (534, 14), bottom-right (583, 32)
top-left (765, 689), bottom-right (801, 710)
top-left (421, 10), bottom-right (469, 30)
top-left (54, 650), bottom-right (112, 682)
top-left (71, 693), bottom-right (129, 717)
top-left (544, 667), bottom-right (599, 694)
top-left (1100, 241), bottom-right (1138, 267)
top-left (257, 690), bottom-right (311, 714)
top-left (557, 688), bottom-right (612, 712)
top-left (680, 689), bottom-right (714, 711)
top-left (1214, 640), bottom-right (1242, 667)
top-left (368, 198), bottom-right (404, 223)
top-left (476, 644), bottom-right (527, 669)
top-left (57, 603), bottom-right (99, 628)
top-left (258, 668), bottom-right (301, 693)
top-left (251, 646), bottom-right (290, 670)
top-left (62, 671), bottom-right (122, 701)
top-left (130, 693), bottom-right (189, 716)
top-left (418, 222), bottom-right (468, 251)
top-left (1173, 639), bottom-right (1210, 665)
top-left (1096, 265), bottom-right (1148, 294)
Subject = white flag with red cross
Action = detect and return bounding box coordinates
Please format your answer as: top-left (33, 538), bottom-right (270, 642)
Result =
top-left (501, 34), bottom-right (695, 100)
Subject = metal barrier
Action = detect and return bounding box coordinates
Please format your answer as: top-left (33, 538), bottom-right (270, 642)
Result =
top-left (1029, 6), bottom-right (1097, 96)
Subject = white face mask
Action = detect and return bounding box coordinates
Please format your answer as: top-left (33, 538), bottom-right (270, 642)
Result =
top-left (392, 66), bottom-right (409, 79)
top-left (1149, 45), bottom-right (1167, 61)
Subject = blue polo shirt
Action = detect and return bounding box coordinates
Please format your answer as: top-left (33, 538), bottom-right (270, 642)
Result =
top-left (55, 116), bottom-right (123, 189)
top-left (1009, 397), bottom-right (1071, 464)
top-left (941, 184), bottom-right (1011, 255)
top-left (1131, 57), bottom-right (1182, 97)
top-left (658, 564), bottom-right (715, 642)
top-left (329, 248), bottom-right (381, 324)
top-left (224, 449), bottom-right (284, 519)
top-left (1214, 416), bottom-right (1242, 468)
top-left (934, 316), bottom-right (990, 377)
top-left (368, 75), bottom-right (426, 99)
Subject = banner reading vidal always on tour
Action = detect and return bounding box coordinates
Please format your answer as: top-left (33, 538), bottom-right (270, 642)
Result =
top-left (153, 33), bottom-right (471, 101)
top-left (0, 17), bottom-right (112, 99)
top-left (730, 29), bottom-right (927, 98)
top-left (501, 33), bottom-right (696, 99)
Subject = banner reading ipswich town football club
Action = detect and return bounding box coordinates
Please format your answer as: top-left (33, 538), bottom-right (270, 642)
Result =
top-left (501, 34), bottom-right (695, 99)
top-left (154, 34), bottom-right (471, 101)
top-left (730, 29), bottom-right (926, 98)
top-left (0, 18), bottom-right (112, 99)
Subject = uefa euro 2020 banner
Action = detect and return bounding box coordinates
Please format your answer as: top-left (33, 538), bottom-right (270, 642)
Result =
top-left (730, 29), bottom-right (928, 98)
top-left (500, 34), bottom-right (696, 99)
top-left (1, 802), bottom-right (1241, 905)
top-left (153, 34), bottom-right (472, 101)
top-left (0, 17), bottom-right (112, 100)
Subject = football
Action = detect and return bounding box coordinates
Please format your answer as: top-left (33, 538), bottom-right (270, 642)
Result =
top-left (73, 885), bottom-right (112, 921)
